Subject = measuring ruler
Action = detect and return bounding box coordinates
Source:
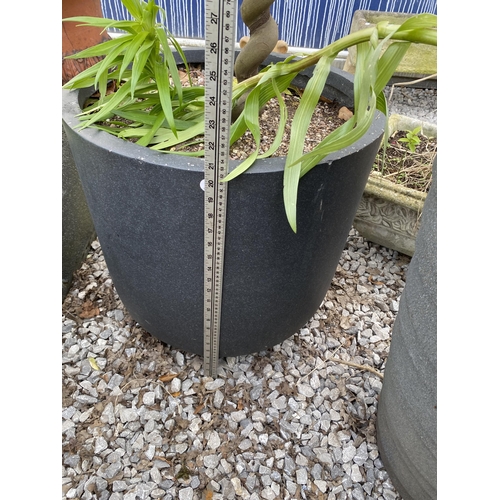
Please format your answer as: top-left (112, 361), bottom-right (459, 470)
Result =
top-left (203, 0), bottom-right (237, 377)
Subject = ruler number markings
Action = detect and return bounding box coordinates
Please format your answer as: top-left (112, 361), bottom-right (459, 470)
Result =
top-left (203, 0), bottom-right (236, 377)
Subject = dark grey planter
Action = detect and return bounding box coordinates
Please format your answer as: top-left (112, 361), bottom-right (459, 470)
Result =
top-left (61, 49), bottom-right (385, 357)
top-left (376, 158), bottom-right (437, 499)
top-left (62, 125), bottom-right (95, 300)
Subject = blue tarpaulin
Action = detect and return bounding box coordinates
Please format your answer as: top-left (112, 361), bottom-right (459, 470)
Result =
top-left (100, 0), bottom-right (437, 49)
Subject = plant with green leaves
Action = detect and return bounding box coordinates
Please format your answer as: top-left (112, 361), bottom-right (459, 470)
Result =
top-left (62, 0), bottom-right (193, 143)
top-left (398, 125), bottom-right (422, 153)
top-left (63, 0), bottom-right (437, 232)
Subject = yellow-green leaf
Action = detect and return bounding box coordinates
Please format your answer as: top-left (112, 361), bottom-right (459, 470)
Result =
top-left (89, 357), bottom-right (100, 370)
top-left (120, 0), bottom-right (144, 20)
top-left (150, 121), bottom-right (205, 150)
top-left (62, 60), bottom-right (104, 89)
top-left (136, 111), bottom-right (166, 146)
top-left (155, 26), bottom-right (184, 106)
top-left (154, 60), bottom-right (177, 137)
top-left (64, 34), bottom-right (134, 60)
top-left (257, 79), bottom-right (287, 159)
top-left (283, 53), bottom-right (335, 232)
top-left (77, 79), bottom-right (132, 129)
top-left (130, 40), bottom-right (154, 97)
top-left (119, 31), bottom-right (150, 82)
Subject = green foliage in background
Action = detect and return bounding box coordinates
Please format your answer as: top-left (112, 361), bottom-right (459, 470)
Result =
top-left (398, 126), bottom-right (422, 152)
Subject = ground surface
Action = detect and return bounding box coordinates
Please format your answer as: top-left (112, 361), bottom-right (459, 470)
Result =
top-left (62, 229), bottom-right (410, 500)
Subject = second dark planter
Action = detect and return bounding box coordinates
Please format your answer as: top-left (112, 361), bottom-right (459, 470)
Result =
top-left (376, 158), bottom-right (437, 500)
top-left (62, 50), bottom-right (385, 358)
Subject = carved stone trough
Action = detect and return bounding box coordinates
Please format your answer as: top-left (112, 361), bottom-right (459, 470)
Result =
top-left (353, 115), bottom-right (437, 256)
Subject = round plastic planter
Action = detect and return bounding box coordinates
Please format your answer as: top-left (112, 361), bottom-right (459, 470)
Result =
top-left (62, 49), bottom-right (385, 357)
top-left (376, 158), bottom-right (437, 499)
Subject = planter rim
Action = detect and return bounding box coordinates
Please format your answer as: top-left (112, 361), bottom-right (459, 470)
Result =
top-left (364, 173), bottom-right (426, 212)
top-left (388, 114), bottom-right (437, 139)
top-left (62, 51), bottom-right (386, 176)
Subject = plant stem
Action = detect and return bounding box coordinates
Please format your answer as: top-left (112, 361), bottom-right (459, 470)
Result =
top-left (234, 23), bottom-right (437, 94)
top-left (235, 0), bottom-right (278, 82)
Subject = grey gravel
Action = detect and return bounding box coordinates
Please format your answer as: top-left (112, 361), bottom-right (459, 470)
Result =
top-left (384, 85), bottom-right (437, 124)
top-left (62, 227), bottom-right (413, 499)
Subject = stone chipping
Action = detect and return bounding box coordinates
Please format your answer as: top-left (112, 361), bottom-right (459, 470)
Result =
top-left (62, 228), bottom-right (411, 500)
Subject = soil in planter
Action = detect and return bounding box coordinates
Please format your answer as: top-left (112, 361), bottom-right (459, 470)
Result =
top-left (372, 131), bottom-right (437, 193)
top-left (230, 88), bottom-right (349, 160)
top-left (177, 63), bottom-right (352, 158)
